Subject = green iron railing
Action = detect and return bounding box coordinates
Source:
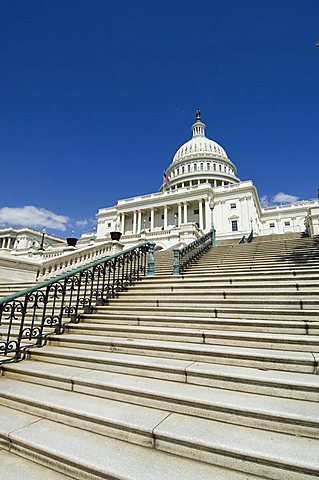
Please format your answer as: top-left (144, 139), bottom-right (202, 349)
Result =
top-left (0, 241), bottom-right (155, 364)
top-left (173, 228), bottom-right (215, 275)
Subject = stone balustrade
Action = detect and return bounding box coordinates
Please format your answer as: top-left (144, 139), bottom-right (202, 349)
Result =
top-left (36, 240), bottom-right (123, 281)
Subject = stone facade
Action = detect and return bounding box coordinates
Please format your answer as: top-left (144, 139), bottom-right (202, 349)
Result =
top-left (96, 110), bottom-right (318, 248)
top-left (0, 227), bottom-right (65, 252)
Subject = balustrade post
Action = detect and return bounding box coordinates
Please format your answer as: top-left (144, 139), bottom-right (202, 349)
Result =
top-left (146, 242), bottom-right (156, 277)
top-left (172, 248), bottom-right (180, 275)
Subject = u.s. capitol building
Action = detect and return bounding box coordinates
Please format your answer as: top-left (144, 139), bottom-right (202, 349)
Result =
top-left (95, 109), bottom-right (318, 249)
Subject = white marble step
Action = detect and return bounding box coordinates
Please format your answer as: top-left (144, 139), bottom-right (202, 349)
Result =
top-left (81, 314), bottom-right (319, 334)
top-left (137, 273), bottom-right (319, 284)
top-left (0, 380), bottom-right (318, 478)
top-left (29, 346), bottom-right (319, 400)
top-left (115, 288), bottom-right (319, 297)
top-left (66, 323), bottom-right (319, 351)
top-left (0, 405), bottom-right (261, 480)
top-left (191, 260), bottom-right (319, 267)
top-left (92, 304), bottom-right (319, 320)
top-left (3, 361), bottom-right (319, 438)
top-left (48, 334), bottom-right (317, 372)
top-left (0, 449), bottom-right (73, 480)
top-left (102, 298), bottom-right (319, 308)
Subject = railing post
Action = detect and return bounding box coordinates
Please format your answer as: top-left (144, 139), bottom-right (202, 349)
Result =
top-left (147, 242), bottom-right (156, 277)
top-left (172, 248), bottom-right (180, 275)
top-left (211, 227), bottom-right (216, 247)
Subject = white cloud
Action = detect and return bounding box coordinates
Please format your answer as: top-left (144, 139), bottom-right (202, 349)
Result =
top-left (0, 206), bottom-right (69, 231)
top-left (272, 192), bottom-right (299, 204)
top-left (260, 195), bottom-right (269, 208)
top-left (75, 218), bottom-right (95, 229)
top-left (75, 219), bottom-right (89, 227)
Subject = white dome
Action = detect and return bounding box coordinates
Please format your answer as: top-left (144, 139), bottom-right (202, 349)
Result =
top-left (173, 136), bottom-right (228, 163)
top-left (161, 109), bottom-right (239, 192)
top-left (172, 109), bottom-right (229, 163)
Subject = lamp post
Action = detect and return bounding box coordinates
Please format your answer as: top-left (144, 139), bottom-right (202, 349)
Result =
top-left (38, 227), bottom-right (46, 251)
top-left (174, 213), bottom-right (178, 228)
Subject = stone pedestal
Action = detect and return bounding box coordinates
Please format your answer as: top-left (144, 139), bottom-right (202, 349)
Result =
top-left (111, 241), bottom-right (124, 255)
top-left (179, 223), bottom-right (202, 245)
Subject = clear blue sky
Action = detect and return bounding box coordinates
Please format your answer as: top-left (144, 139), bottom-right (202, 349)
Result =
top-left (0, 0), bottom-right (318, 237)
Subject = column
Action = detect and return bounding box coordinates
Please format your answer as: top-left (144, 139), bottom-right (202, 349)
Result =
top-left (199, 199), bottom-right (204, 230)
top-left (205, 199), bottom-right (211, 230)
top-left (164, 206), bottom-right (168, 229)
top-left (137, 211), bottom-right (142, 233)
top-left (150, 208), bottom-right (155, 231)
top-left (246, 196), bottom-right (251, 231)
top-left (183, 203), bottom-right (188, 223)
top-left (6, 237), bottom-right (10, 249)
top-left (133, 211), bottom-right (137, 234)
top-left (121, 213), bottom-right (125, 233)
top-left (178, 203), bottom-right (182, 226)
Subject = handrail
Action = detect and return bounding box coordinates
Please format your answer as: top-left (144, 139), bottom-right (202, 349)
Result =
top-left (172, 228), bottom-right (215, 275)
top-left (239, 230), bottom-right (254, 244)
top-left (246, 230), bottom-right (254, 243)
top-left (0, 241), bottom-right (155, 364)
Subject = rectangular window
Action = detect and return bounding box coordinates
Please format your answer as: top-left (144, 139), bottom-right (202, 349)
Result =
top-left (230, 203), bottom-right (236, 209)
top-left (284, 221), bottom-right (290, 226)
top-left (161, 214), bottom-right (164, 220)
top-left (194, 209), bottom-right (199, 215)
top-left (269, 223), bottom-right (275, 228)
top-left (107, 223), bottom-right (111, 227)
top-left (231, 220), bottom-right (238, 231)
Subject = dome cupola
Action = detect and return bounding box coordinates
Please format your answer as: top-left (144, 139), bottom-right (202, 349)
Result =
top-left (161, 109), bottom-right (240, 191)
top-left (192, 108), bottom-right (206, 137)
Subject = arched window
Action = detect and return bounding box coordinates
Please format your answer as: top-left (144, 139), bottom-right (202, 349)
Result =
top-left (194, 164), bottom-right (197, 171)
top-left (200, 163), bottom-right (204, 170)
top-left (207, 163), bottom-right (210, 170)
top-left (213, 163), bottom-right (216, 171)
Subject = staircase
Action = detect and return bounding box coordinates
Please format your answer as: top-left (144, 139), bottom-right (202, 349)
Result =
top-left (0, 236), bottom-right (319, 479)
